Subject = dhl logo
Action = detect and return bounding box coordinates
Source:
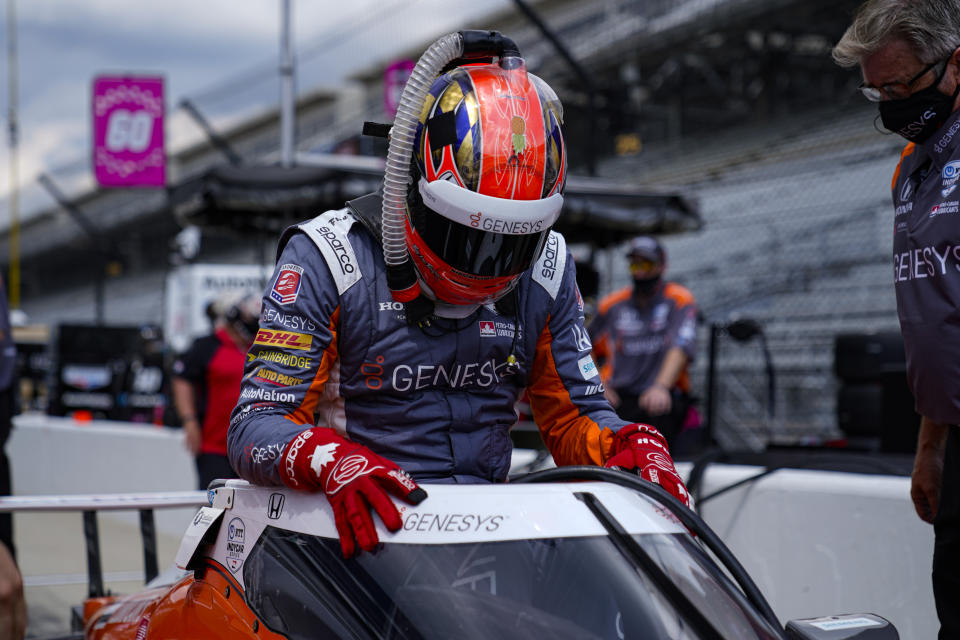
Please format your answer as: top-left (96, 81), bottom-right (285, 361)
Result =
top-left (253, 329), bottom-right (312, 351)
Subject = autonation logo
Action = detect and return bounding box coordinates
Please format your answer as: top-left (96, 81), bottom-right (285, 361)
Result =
top-left (240, 387), bottom-right (295, 403)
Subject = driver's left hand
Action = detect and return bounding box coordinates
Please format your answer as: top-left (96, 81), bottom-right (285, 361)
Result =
top-left (605, 423), bottom-right (692, 508)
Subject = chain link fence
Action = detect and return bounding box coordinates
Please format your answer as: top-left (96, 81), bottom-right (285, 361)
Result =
top-left (591, 101), bottom-right (908, 450)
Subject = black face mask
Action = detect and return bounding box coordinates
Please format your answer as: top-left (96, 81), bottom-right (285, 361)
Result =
top-left (633, 275), bottom-right (661, 297)
top-left (880, 81), bottom-right (960, 143)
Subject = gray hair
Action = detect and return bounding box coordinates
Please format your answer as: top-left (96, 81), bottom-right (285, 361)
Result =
top-left (832, 0), bottom-right (960, 67)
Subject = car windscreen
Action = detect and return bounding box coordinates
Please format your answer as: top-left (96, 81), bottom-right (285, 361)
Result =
top-left (242, 526), bottom-right (780, 640)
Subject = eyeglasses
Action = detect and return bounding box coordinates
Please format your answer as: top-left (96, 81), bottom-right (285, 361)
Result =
top-left (859, 58), bottom-right (947, 102)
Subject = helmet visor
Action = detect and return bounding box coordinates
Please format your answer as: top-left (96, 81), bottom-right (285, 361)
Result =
top-left (413, 178), bottom-right (561, 278)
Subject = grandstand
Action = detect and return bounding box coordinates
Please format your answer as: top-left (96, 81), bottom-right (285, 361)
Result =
top-left (610, 103), bottom-right (904, 447)
top-left (1, 0), bottom-right (906, 446)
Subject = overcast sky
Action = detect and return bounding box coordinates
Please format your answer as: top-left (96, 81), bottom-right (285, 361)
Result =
top-left (0, 0), bottom-right (506, 217)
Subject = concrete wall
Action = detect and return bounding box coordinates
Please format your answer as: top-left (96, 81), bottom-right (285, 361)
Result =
top-left (8, 413), bottom-right (199, 536)
top-left (694, 463), bottom-right (936, 639)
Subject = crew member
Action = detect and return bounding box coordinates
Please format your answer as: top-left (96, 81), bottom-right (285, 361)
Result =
top-left (229, 31), bottom-right (691, 560)
top-left (589, 236), bottom-right (698, 448)
top-left (833, 2), bottom-right (960, 636)
top-left (173, 293), bottom-right (260, 490)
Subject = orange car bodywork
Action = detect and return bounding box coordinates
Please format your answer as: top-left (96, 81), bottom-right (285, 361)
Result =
top-left (84, 559), bottom-right (285, 640)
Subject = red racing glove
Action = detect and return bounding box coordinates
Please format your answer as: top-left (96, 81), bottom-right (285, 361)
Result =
top-left (279, 428), bottom-right (427, 557)
top-left (605, 423), bottom-right (692, 508)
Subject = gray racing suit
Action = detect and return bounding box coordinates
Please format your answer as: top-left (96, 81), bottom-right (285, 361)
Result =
top-left (228, 194), bottom-right (629, 484)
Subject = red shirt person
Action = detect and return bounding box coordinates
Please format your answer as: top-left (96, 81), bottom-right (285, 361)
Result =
top-left (173, 294), bottom-right (260, 490)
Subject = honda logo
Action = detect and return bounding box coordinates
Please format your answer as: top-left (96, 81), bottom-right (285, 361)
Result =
top-left (267, 492), bottom-right (285, 520)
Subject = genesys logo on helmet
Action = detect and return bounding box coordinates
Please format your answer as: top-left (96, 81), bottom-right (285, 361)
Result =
top-left (271, 264), bottom-right (304, 305)
top-left (253, 329), bottom-right (312, 351)
top-left (419, 178), bottom-right (562, 235)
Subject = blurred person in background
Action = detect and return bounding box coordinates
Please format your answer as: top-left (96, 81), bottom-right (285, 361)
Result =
top-left (228, 32), bottom-right (692, 562)
top-left (833, 1), bottom-right (960, 636)
top-left (173, 292), bottom-right (260, 490)
top-left (0, 278), bottom-right (16, 561)
top-left (588, 236), bottom-right (698, 451)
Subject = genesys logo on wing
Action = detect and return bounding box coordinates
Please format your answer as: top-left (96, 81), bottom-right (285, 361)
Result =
top-left (270, 264), bottom-right (304, 305)
top-left (253, 329), bottom-right (312, 351)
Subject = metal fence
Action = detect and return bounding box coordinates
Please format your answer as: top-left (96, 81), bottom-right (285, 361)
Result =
top-left (591, 100), bottom-right (908, 450)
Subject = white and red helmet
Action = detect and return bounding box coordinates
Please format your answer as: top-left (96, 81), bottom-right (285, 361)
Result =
top-left (406, 59), bottom-right (566, 305)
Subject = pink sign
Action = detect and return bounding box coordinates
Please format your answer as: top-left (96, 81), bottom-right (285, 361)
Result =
top-left (384, 60), bottom-right (415, 118)
top-left (92, 76), bottom-right (165, 187)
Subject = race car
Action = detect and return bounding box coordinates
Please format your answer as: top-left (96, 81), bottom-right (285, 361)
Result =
top-left (77, 467), bottom-right (897, 639)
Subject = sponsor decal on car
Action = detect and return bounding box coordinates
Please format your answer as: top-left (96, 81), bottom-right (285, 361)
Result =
top-left (225, 517), bottom-right (246, 573)
top-left (403, 512), bottom-right (504, 533)
top-left (253, 329), bottom-right (312, 351)
top-left (270, 264), bottom-right (304, 305)
top-left (267, 493), bottom-right (285, 520)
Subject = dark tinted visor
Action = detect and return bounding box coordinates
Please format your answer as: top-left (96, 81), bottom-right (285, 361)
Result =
top-left (411, 200), bottom-right (550, 278)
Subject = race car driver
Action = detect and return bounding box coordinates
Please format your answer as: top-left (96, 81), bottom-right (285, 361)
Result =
top-left (228, 31), bottom-right (690, 558)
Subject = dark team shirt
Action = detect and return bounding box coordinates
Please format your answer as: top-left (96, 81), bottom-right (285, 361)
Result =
top-left (588, 282), bottom-right (697, 395)
top-left (0, 279), bottom-right (15, 392)
top-left (890, 106), bottom-right (960, 423)
top-left (173, 327), bottom-right (245, 455)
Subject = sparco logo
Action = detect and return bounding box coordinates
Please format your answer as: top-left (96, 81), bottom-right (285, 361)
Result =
top-left (318, 225), bottom-right (356, 274)
top-left (540, 234), bottom-right (559, 280)
top-left (283, 429), bottom-right (314, 487)
top-left (240, 387), bottom-right (295, 402)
